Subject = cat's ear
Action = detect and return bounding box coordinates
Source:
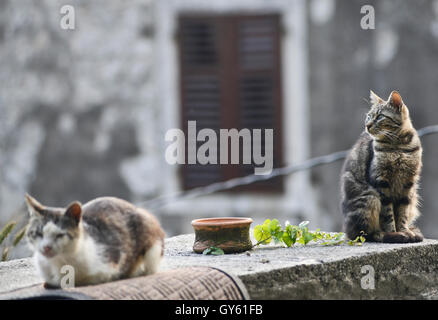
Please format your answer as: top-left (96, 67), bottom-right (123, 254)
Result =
top-left (65, 201), bottom-right (82, 224)
top-left (25, 193), bottom-right (45, 217)
top-left (370, 90), bottom-right (384, 105)
top-left (388, 90), bottom-right (403, 111)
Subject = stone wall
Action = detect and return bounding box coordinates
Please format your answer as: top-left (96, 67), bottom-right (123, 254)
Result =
top-left (2, 235), bottom-right (438, 299)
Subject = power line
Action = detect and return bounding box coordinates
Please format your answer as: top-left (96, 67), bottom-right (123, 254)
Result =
top-left (141, 125), bottom-right (438, 210)
top-left (417, 125), bottom-right (438, 137)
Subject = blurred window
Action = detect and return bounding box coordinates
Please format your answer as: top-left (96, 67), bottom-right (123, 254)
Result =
top-left (178, 14), bottom-right (284, 192)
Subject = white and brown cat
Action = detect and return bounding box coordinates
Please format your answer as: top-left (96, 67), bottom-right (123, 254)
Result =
top-left (25, 194), bottom-right (165, 288)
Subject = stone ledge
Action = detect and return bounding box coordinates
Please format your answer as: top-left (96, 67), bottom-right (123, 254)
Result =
top-left (2, 235), bottom-right (438, 299)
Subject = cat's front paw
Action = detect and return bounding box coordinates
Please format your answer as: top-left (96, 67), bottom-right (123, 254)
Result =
top-left (383, 230), bottom-right (423, 243)
top-left (400, 228), bottom-right (423, 243)
top-left (382, 232), bottom-right (411, 243)
top-left (409, 229), bottom-right (424, 242)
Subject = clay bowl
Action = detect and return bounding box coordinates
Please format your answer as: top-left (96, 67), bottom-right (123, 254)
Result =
top-left (191, 217), bottom-right (253, 254)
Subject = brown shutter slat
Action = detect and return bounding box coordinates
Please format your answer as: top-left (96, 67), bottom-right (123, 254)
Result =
top-left (238, 17), bottom-right (276, 71)
top-left (181, 19), bottom-right (218, 67)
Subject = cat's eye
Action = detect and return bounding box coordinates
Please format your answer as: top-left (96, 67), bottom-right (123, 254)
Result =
top-left (55, 233), bottom-right (65, 239)
top-left (376, 114), bottom-right (385, 121)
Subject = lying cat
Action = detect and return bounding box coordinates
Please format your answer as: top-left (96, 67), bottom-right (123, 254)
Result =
top-left (341, 90), bottom-right (423, 243)
top-left (25, 194), bottom-right (165, 288)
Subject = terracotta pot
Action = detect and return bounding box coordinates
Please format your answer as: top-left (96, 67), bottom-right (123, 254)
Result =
top-left (191, 217), bottom-right (253, 254)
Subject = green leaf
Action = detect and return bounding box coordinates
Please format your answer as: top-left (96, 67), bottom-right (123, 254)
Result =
top-left (289, 227), bottom-right (298, 244)
top-left (268, 219), bottom-right (281, 234)
top-left (268, 219), bottom-right (284, 244)
top-left (254, 221), bottom-right (272, 245)
top-left (334, 233), bottom-right (344, 241)
top-left (254, 225), bottom-right (271, 244)
top-left (0, 221), bottom-right (16, 245)
top-left (263, 219), bottom-right (272, 228)
top-left (13, 226), bottom-right (27, 247)
top-left (283, 225), bottom-right (298, 246)
top-left (302, 231), bottom-right (314, 245)
top-left (282, 232), bottom-right (293, 247)
top-left (273, 232), bottom-right (284, 245)
top-left (254, 225), bottom-right (264, 242)
top-left (203, 246), bottom-right (224, 255)
top-left (262, 219), bottom-right (271, 234)
top-left (1, 247), bottom-right (9, 261)
top-left (210, 247), bottom-right (225, 255)
top-left (315, 231), bottom-right (325, 240)
top-left (298, 221), bottom-right (309, 229)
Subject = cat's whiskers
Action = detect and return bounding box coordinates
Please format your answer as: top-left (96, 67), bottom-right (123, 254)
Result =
top-left (377, 130), bottom-right (395, 142)
top-left (380, 129), bottom-right (399, 142)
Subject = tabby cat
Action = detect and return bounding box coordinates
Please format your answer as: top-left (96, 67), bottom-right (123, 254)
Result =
top-left (25, 194), bottom-right (165, 288)
top-left (341, 90), bottom-right (423, 243)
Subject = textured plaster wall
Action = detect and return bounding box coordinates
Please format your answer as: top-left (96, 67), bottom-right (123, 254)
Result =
top-left (0, 0), bottom-right (159, 257)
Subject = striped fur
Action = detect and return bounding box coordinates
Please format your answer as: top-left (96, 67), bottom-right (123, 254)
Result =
top-left (340, 91), bottom-right (423, 243)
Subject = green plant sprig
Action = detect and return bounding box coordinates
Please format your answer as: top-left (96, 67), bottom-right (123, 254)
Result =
top-left (253, 219), bottom-right (365, 248)
top-left (0, 221), bottom-right (28, 261)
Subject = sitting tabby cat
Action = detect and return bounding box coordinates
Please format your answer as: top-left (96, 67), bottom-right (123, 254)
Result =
top-left (341, 90), bottom-right (423, 243)
top-left (25, 194), bottom-right (165, 288)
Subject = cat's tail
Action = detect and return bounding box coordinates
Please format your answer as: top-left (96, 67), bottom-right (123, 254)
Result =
top-left (342, 189), bottom-right (383, 242)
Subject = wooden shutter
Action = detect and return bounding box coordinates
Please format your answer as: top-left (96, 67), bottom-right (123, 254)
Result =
top-left (179, 17), bottom-right (222, 189)
top-left (178, 14), bottom-right (284, 192)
